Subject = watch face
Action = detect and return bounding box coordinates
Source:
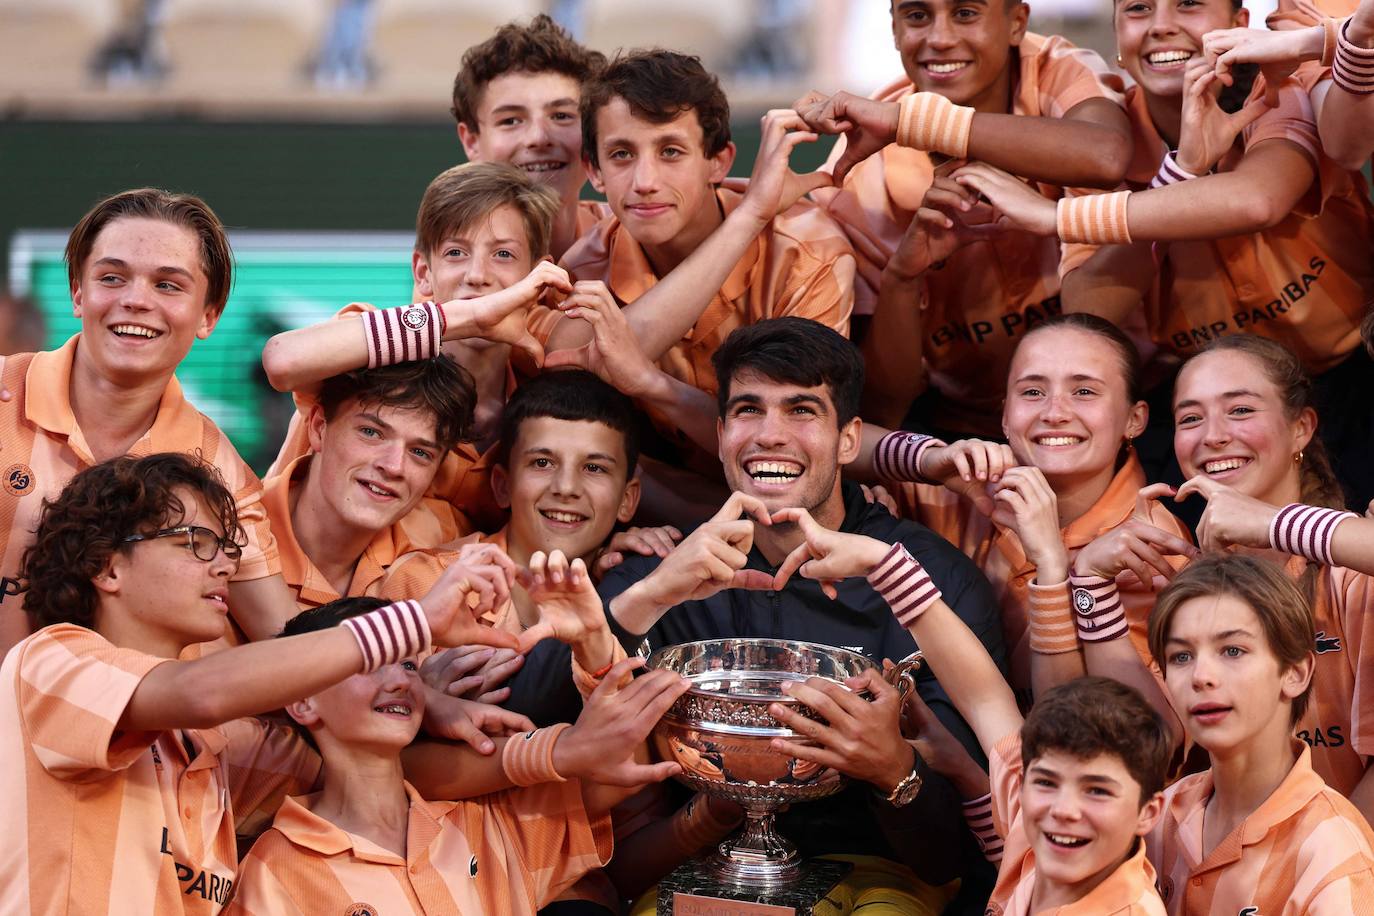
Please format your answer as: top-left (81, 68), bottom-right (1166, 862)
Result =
top-left (1072, 588), bottom-right (1095, 614)
top-left (401, 305), bottom-right (430, 331)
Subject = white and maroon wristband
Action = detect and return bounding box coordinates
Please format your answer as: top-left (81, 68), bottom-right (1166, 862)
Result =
top-left (1334, 18), bottom-right (1374, 95)
top-left (869, 543), bottom-right (943, 627)
top-left (1149, 150), bottom-right (1202, 189)
top-left (342, 599), bottom-right (432, 672)
top-left (1269, 503), bottom-right (1357, 565)
top-left (1069, 574), bottom-right (1128, 643)
top-left (362, 301), bottom-right (446, 369)
top-left (873, 431), bottom-right (946, 484)
top-left (961, 793), bottom-right (1004, 864)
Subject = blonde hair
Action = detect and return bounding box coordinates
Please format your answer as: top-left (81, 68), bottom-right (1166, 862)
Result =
top-left (1149, 553), bottom-right (1314, 724)
top-left (415, 162), bottom-right (558, 262)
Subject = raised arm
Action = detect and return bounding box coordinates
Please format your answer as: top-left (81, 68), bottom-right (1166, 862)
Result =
top-left (797, 90), bottom-right (1131, 190)
top-left (122, 555), bottom-right (524, 732)
top-left (769, 507), bottom-right (1021, 756)
top-left (544, 109), bottom-right (834, 359)
top-left (260, 262), bottom-right (572, 392)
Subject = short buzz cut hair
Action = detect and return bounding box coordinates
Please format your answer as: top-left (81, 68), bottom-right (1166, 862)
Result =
top-left (580, 49), bottom-right (731, 169)
top-left (711, 318), bottom-right (864, 426)
top-left (316, 354), bottom-right (478, 454)
top-left (415, 161), bottom-right (560, 263)
top-left (496, 369), bottom-right (640, 479)
top-left (1021, 677), bottom-right (1172, 804)
top-left (65, 187), bottom-right (234, 315)
top-left (21, 453), bottom-right (242, 630)
top-left (451, 14), bottom-right (606, 133)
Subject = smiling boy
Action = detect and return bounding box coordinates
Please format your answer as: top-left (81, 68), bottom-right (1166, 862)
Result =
top-left (451, 14), bottom-right (609, 262)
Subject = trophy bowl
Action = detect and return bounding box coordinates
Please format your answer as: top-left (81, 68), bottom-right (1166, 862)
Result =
top-left (646, 637), bottom-right (881, 889)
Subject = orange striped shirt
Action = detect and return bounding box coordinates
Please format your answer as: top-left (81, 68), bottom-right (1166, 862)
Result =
top-left (0, 624), bottom-right (319, 914)
top-left (530, 186), bottom-right (854, 445)
top-left (263, 455), bottom-right (468, 611)
top-left (227, 779), bottom-right (612, 915)
top-left (814, 33), bottom-right (1125, 435)
top-left (264, 302), bottom-right (503, 535)
top-left (1147, 744), bottom-right (1374, 914)
top-left (0, 337), bottom-right (279, 651)
top-left (986, 732), bottom-right (1167, 916)
top-left (1281, 557), bottom-right (1374, 797)
top-left (1060, 81), bottom-right (1374, 374)
top-left (892, 454), bottom-right (1192, 690)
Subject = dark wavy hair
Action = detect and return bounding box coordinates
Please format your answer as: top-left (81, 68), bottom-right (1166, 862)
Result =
top-left (581, 49), bottom-right (731, 168)
top-left (21, 453), bottom-right (242, 629)
top-left (316, 353), bottom-right (478, 453)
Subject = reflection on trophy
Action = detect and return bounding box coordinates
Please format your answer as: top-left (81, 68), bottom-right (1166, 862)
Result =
top-left (647, 637), bottom-right (923, 896)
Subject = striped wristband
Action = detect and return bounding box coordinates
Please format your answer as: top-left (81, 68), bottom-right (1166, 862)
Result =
top-left (1335, 18), bottom-right (1374, 94)
top-left (1028, 580), bottom-right (1080, 654)
top-left (362, 301), bottom-right (446, 368)
top-left (962, 793), bottom-right (1004, 864)
top-left (502, 723), bottom-right (571, 786)
top-left (897, 91), bottom-right (975, 159)
top-left (873, 431), bottom-right (946, 483)
top-left (869, 543), bottom-right (943, 628)
top-left (1150, 150), bottom-right (1202, 188)
top-left (341, 599), bottom-right (432, 672)
top-left (1069, 574), bottom-right (1128, 643)
top-left (1057, 191), bottom-right (1133, 245)
top-left (1269, 503), bottom-right (1357, 565)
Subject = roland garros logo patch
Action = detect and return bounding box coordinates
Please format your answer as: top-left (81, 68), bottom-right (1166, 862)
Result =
top-left (4, 463), bottom-right (34, 496)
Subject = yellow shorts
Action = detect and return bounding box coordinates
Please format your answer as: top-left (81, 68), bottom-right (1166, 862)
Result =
top-left (629, 854), bottom-right (958, 916)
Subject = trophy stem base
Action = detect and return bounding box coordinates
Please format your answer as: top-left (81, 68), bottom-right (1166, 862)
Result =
top-left (707, 807), bottom-right (802, 890)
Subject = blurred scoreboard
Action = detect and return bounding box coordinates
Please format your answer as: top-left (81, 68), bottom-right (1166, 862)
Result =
top-left (10, 231), bottom-right (419, 472)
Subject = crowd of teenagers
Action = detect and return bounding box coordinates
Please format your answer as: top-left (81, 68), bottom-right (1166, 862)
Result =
top-left (4, 1), bottom-right (1374, 913)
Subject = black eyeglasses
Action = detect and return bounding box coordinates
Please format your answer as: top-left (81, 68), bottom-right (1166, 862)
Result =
top-left (122, 525), bottom-right (243, 562)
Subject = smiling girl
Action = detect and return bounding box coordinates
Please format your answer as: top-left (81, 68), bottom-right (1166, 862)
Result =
top-left (870, 313), bottom-right (1195, 695)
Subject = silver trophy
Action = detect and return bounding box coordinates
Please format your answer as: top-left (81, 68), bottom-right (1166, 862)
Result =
top-left (647, 638), bottom-right (923, 891)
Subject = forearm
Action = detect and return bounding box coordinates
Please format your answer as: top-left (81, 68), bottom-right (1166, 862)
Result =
top-left (1082, 638), bottom-right (1183, 749)
top-left (1122, 154), bottom-right (1313, 240)
top-left (1060, 244), bottom-right (1155, 325)
top-left (860, 269), bottom-right (927, 427)
top-left (227, 574), bottom-right (305, 642)
top-left (125, 628), bottom-right (364, 730)
top-left (1317, 82), bottom-right (1374, 170)
top-left (604, 794), bottom-right (741, 899)
top-left (1325, 517), bottom-right (1374, 574)
top-left (402, 738), bottom-right (516, 798)
top-left (969, 113), bottom-right (1131, 189)
top-left (607, 579), bottom-right (673, 638)
top-left (633, 371), bottom-right (720, 455)
top-left (548, 207), bottom-right (768, 357)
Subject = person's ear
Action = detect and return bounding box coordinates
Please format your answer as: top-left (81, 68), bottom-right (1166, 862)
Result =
top-left (72, 280), bottom-right (84, 319)
top-left (1134, 790), bottom-right (1165, 836)
top-left (1008, 1), bottom-right (1030, 44)
top-left (716, 416), bottom-right (726, 465)
top-left (837, 416), bottom-right (863, 467)
top-left (1234, 6), bottom-right (1250, 27)
top-left (92, 552), bottom-right (128, 596)
top-left (285, 697), bottom-right (320, 729)
top-left (1281, 651), bottom-right (1316, 705)
top-left (586, 154), bottom-right (607, 195)
top-left (196, 303), bottom-right (223, 341)
top-left (617, 476), bottom-right (642, 524)
top-left (457, 121), bottom-right (481, 160)
top-left (1292, 406), bottom-right (1317, 456)
top-left (490, 463), bottom-right (512, 510)
top-left (413, 250), bottom-right (435, 300)
top-left (306, 404), bottom-right (329, 455)
top-left (1125, 400), bottom-right (1149, 441)
top-left (708, 141), bottom-right (737, 185)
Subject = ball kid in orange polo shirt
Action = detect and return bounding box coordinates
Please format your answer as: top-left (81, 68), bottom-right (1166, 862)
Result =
top-left (0, 452), bottom-right (518, 915)
top-left (450, 15), bottom-right (610, 264)
top-left (0, 188), bottom-right (300, 658)
top-left (797, 0), bottom-right (1131, 437)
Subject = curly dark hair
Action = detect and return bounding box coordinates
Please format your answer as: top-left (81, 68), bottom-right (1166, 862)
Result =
top-left (581, 49), bottom-right (731, 169)
top-left (451, 14), bottom-right (606, 132)
top-left (21, 453), bottom-right (242, 630)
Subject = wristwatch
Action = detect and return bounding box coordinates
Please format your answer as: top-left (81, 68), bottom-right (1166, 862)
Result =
top-left (882, 754), bottom-right (925, 808)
